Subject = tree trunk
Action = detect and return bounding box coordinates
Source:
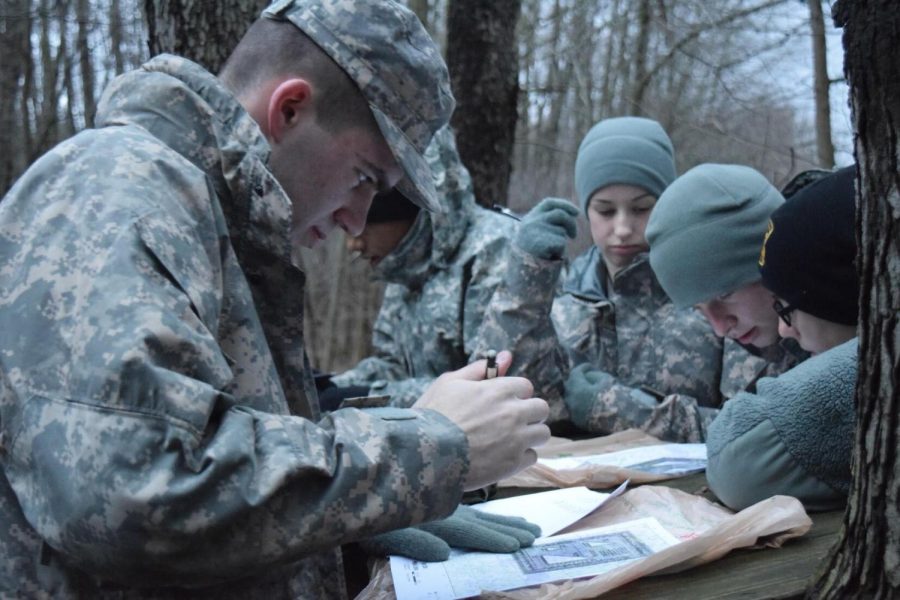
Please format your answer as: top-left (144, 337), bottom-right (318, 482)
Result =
top-left (515, 0), bottom-right (538, 179)
top-left (33, 0), bottom-right (65, 161)
top-left (629, 0), bottom-right (652, 115)
top-left (76, 0), bottom-right (96, 127)
top-left (611, 0), bottom-right (634, 115)
top-left (543, 0), bottom-right (567, 148)
top-left (598, 0), bottom-right (622, 117)
top-left (807, 0), bottom-right (835, 168)
top-left (809, 0), bottom-right (900, 597)
top-left (109, 0), bottom-right (126, 75)
top-left (446, 0), bottom-right (522, 206)
top-left (0, 0), bottom-right (30, 196)
top-left (19, 0), bottom-right (34, 165)
top-left (60, 8), bottom-right (77, 139)
top-left (143, 0), bottom-right (268, 73)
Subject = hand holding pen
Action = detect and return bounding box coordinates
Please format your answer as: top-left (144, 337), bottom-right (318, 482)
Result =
top-left (413, 350), bottom-right (550, 491)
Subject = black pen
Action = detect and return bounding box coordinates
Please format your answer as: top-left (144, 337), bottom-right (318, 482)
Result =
top-left (490, 204), bottom-right (522, 221)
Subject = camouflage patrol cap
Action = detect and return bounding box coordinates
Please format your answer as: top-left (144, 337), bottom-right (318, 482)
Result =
top-left (262, 0), bottom-right (455, 214)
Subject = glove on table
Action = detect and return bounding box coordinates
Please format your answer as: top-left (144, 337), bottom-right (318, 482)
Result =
top-left (359, 505), bottom-right (542, 561)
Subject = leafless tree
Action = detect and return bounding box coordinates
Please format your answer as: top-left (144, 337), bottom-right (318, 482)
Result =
top-left (446, 0), bottom-right (522, 206)
top-left (0, 0), bottom-right (31, 193)
top-left (143, 0), bottom-right (266, 72)
top-left (807, 0), bottom-right (835, 168)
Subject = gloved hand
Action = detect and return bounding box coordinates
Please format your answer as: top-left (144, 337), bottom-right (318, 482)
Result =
top-left (515, 197), bottom-right (579, 260)
top-left (565, 364), bottom-right (657, 430)
top-left (358, 505), bottom-right (542, 562)
top-left (564, 363), bottom-right (607, 428)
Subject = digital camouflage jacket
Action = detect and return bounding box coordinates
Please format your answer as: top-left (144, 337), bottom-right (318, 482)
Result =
top-left (331, 128), bottom-right (518, 407)
top-left (478, 244), bottom-right (805, 440)
top-left (0, 56), bottom-right (468, 598)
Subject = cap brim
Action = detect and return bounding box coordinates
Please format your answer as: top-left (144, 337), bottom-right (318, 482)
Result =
top-left (370, 105), bottom-right (443, 214)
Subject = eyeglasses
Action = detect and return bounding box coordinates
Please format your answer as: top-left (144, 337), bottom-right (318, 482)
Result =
top-left (772, 299), bottom-right (795, 327)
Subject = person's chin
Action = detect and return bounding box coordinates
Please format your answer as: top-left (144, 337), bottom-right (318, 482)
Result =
top-left (735, 326), bottom-right (778, 349)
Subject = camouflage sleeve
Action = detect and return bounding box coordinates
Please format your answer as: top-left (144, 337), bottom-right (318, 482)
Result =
top-left (565, 306), bottom-right (726, 442)
top-left (341, 238), bottom-right (518, 409)
top-left (371, 378), bottom-right (432, 408)
top-left (3, 220), bottom-right (467, 586)
top-left (9, 397), bottom-right (467, 585)
top-left (331, 286), bottom-right (411, 392)
top-left (566, 371), bottom-right (718, 442)
top-left (473, 242), bottom-right (569, 422)
top-left (330, 285), bottom-right (446, 408)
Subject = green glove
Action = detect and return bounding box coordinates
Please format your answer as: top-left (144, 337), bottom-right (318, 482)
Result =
top-left (565, 364), bottom-right (657, 430)
top-left (564, 363), bottom-right (609, 429)
top-left (358, 505), bottom-right (542, 562)
top-left (515, 197), bottom-right (579, 260)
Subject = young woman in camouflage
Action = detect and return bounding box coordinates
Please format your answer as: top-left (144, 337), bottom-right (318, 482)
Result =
top-left (478, 117), bottom-right (730, 441)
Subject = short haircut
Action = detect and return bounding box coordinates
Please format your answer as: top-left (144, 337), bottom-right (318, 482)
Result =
top-left (220, 17), bottom-right (375, 134)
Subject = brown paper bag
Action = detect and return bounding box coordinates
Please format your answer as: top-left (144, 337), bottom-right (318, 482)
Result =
top-left (501, 430), bottom-right (691, 489)
top-left (355, 486), bottom-right (811, 600)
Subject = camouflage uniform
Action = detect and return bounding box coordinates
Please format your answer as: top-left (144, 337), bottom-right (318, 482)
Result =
top-left (331, 128), bottom-right (517, 407)
top-left (0, 56), bottom-right (467, 598)
top-left (478, 244), bottom-right (806, 441)
top-left (634, 337), bottom-right (808, 442)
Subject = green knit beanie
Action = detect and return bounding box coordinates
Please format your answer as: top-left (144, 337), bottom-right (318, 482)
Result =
top-left (646, 164), bottom-right (784, 309)
top-left (575, 117), bottom-right (676, 214)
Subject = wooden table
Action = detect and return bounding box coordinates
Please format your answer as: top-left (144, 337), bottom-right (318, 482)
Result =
top-left (498, 473), bottom-right (845, 600)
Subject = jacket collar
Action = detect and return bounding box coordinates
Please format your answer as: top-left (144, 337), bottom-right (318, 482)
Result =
top-left (94, 55), bottom-right (294, 262)
top-left (563, 246), bottom-right (665, 303)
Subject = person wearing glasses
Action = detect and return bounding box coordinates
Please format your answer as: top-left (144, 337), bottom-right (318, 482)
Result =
top-left (639, 164), bottom-right (811, 443)
top-left (762, 168), bottom-right (858, 355)
top-left (704, 166), bottom-right (858, 511)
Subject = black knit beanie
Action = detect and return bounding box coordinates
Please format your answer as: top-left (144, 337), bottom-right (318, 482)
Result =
top-left (758, 165), bottom-right (858, 325)
top-left (366, 188), bottom-right (421, 224)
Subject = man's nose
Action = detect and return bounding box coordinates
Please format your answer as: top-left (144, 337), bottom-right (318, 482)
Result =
top-left (338, 194), bottom-right (374, 238)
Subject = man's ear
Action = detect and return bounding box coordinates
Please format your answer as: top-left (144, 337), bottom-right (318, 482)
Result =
top-left (267, 78), bottom-right (314, 143)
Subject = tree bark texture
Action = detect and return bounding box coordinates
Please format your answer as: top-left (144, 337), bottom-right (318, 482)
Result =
top-left (76, 0), bottom-right (96, 127)
top-left (143, 0), bottom-right (268, 73)
top-left (109, 0), bottom-right (126, 75)
top-left (807, 0), bottom-right (834, 168)
top-left (629, 0), bottom-right (652, 115)
top-left (0, 0), bottom-right (30, 194)
top-left (446, 0), bottom-right (522, 206)
top-left (809, 0), bottom-right (900, 597)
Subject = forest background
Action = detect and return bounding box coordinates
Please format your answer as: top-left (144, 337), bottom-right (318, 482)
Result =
top-left (0, 0), bottom-right (850, 372)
